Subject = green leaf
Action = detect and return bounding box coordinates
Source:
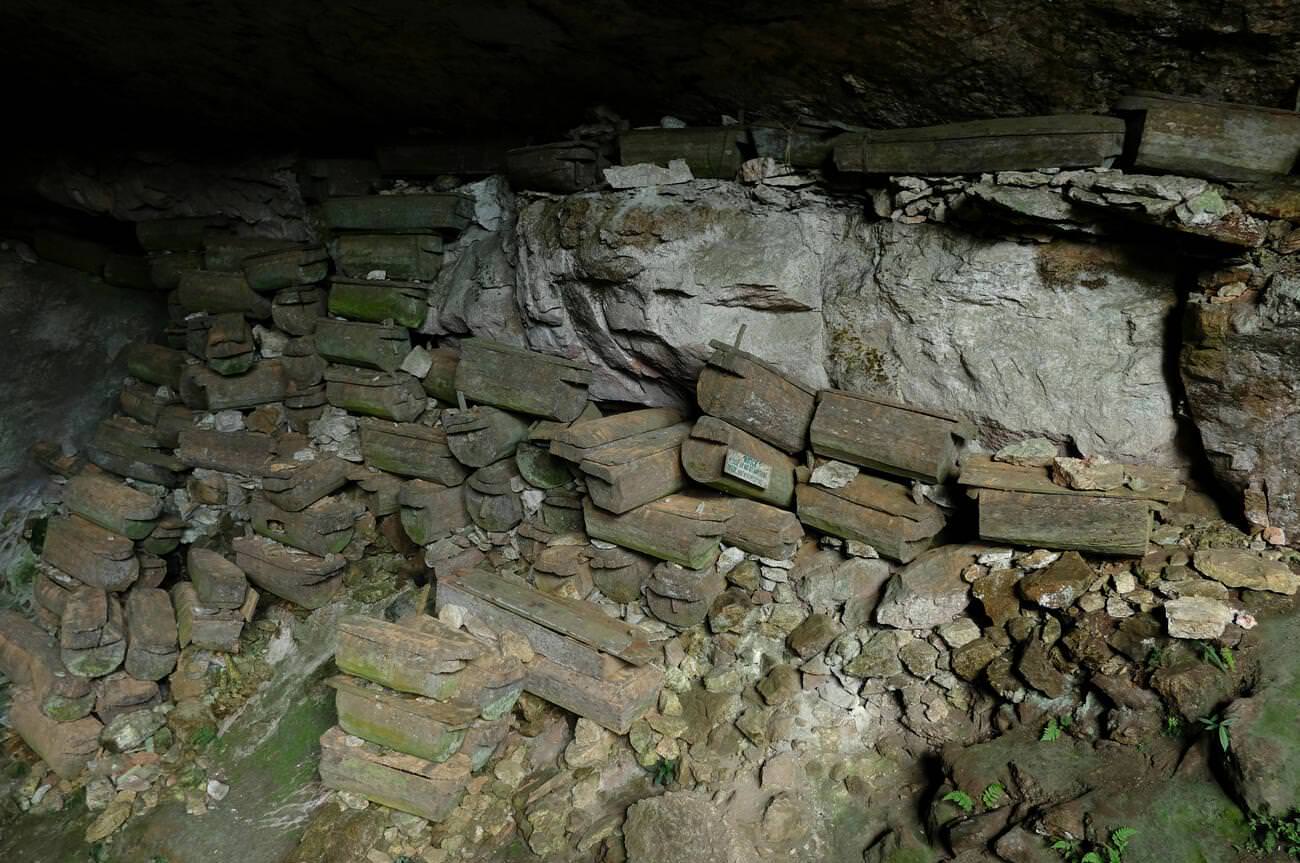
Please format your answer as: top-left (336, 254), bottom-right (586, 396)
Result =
top-left (1060, 714), bottom-right (1073, 728)
top-left (982, 782), bottom-right (1005, 809)
top-left (1111, 827), bottom-right (1137, 850)
top-left (1041, 718), bottom-right (1062, 742)
top-left (1080, 852), bottom-right (1103, 863)
top-left (1222, 645), bottom-right (1235, 671)
top-left (942, 790), bottom-right (974, 813)
top-left (1220, 723), bottom-right (1231, 752)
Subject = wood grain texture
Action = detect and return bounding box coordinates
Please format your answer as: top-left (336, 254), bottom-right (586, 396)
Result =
top-left (977, 488), bottom-right (1152, 556)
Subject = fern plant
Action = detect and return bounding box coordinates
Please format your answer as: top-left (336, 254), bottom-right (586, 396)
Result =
top-left (982, 782), bottom-right (1005, 809)
top-left (1042, 715), bottom-right (1074, 742)
top-left (942, 790), bottom-right (974, 813)
top-left (1201, 643), bottom-right (1235, 673)
top-left (1245, 809), bottom-right (1300, 857)
top-left (651, 757), bottom-right (678, 786)
top-left (1052, 827), bottom-right (1137, 863)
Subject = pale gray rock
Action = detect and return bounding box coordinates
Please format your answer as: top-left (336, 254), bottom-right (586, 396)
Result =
top-left (624, 792), bottom-right (743, 863)
top-left (1164, 595), bottom-right (1234, 639)
top-left (993, 437), bottom-right (1057, 467)
top-left (875, 545), bottom-right (981, 629)
top-left (1193, 548), bottom-right (1299, 595)
top-left (604, 159), bottom-right (693, 189)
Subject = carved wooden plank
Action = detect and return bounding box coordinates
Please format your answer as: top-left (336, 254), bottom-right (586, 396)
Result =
top-left (271, 285), bottom-right (328, 335)
top-left (318, 194), bottom-right (474, 235)
top-left (319, 725), bottom-right (471, 822)
top-left (398, 479), bottom-right (470, 545)
top-left (696, 339), bottom-right (816, 453)
top-left (328, 277), bottom-right (430, 327)
top-left (681, 416), bottom-right (797, 507)
top-left (335, 614), bottom-right (483, 697)
top-left (250, 494), bottom-right (363, 556)
top-left (262, 455), bottom-right (351, 512)
top-left (454, 338), bottom-right (594, 422)
top-left (1116, 91), bottom-right (1300, 182)
top-left (315, 318), bottom-right (411, 372)
top-left (358, 418), bottom-right (468, 485)
top-left (583, 493), bottom-right (729, 569)
top-left (176, 428), bottom-right (277, 475)
top-left (442, 406), bottom-right (530, 468)
top-left (618, 127), bottom-right (745, 178)
top-left (723, 499), bottom-right (804, 561)
top-left (42, 515), bottom-right (139, 591)
top-left (521, 652), bottom-right (662, 735)
top-left (976, 488), bottom-right (1152, 556)
top-left (187, 547), bottom-right (249, 609)
top-left (834, 115), bottom-right (1126, 175)
top-left (330, 235), bottom-right (443, 282)
top-left (231, 535), bottom-right (346, 609)
top-left (176, 269), bottom-right (272, 318)
top-left (330, 676), bottom-right (473, 762)
top-left (241, 244), bottom-right (329, 292)
top-left (957, 454), bottom-right (1185, 503)
top-left (122, 342), bottom-right (188, 390)
top-left (795, 474), bottom-right (945, 563)
top-left (324, 366), bottom-right (426, 422)
top-left (64, 474), bottom-right (161, 540)
top-left (573, 422), bottom-right (692, 514)
top-left (549, 408), bottom-right (683, 461)
top-left (180, 361), bottom-right (290, 411)
top-left (811, 389), bottom-right (971, 484)
top-left (88, 416), bottom-right (185, 486)
top-left (506, 141), bottom-right (606, 193)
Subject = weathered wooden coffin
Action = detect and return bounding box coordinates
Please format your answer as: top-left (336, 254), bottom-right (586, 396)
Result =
top-left (530, 544), bottom-right (593, 597)
top-left (335, 614), bottom-right (486, 697)
top-left (523, 652), bottom-right (663, 735)
top-left (454, 338), bottom-right (594, 422)
top-left (261, 455), bottom-right (351, 512)
top-left (136, 552), bottom-right (167, 590)
top-left (976, 489), bottom-right (1152, 556)
top-left (463, 460), bottom-right (524, 532)
top-left (123, 342), bottom-right (188, 390)
top-left (572, 421), bottom-right (692, 514)
top-left (696, 339), bottom-right (816, 454)
top-left (513, 441), bottom-right (571, 489)
top-left (140, 514), bottom-right (184, 556)
top-left (315, 318), bottom-right (411, 372)
top-left (1116, 91), bottom-right (1300, 182)
top-left (542, 491), bottom-right (585, 534)
top-left (202, 235), bottom-right (291, 272)
top-left (205, 312), bottom-right (256, 376)
top-left (60, 587), bottom-right (126, 678)
top-left (419, 346), bottom-right (460, 403)
top-left (327, 277), bottom-right (429, 327)
top-left (750, 123), bottom-right (853, 168)
top-left (833, 115), bottom-right (1126, 175)
top-left (176, 428), bottom-right (277, 475)
top-left (280, 337), bottom-right (327, 388)
top-left (442, 406), bottom-right (530, 468)
top-left (298, 157), bottom-right (380, 200)
top-left (643, 565), bottom-right (721, 628)
top-left (241, 244), bottom-right (329, 292)
top-left (324, 366), bottom-right (427, 421)
top-left (31, 229), bottom-right (107, 274)
top-left (32, 563), bottom-right (79, 624)
top-left (330, 235), bottom-right (443, 282)
top-left (95, 672), bottom-right (162, 725)
top-left (137, 216), bottom-right (225, 252)
top-left (42, 515), bottom-right (139, 592)
top-left (723, 498), bottom-right (804, 561)
top-left (583, 492), bottom-right (731, 570)
top-left (811, 390), bottom-right (972, 484)
top-left (399, 479), bottom-right (471, 545)
top-left (357, 418), bottom-right (467, 485)
top-left (124, 587), bottom-right (178, 681)
top-left (318, 725), bottom-right (472, 822)
top-left (957, 454), bottom-right (1186, 504)
top-left (148, 251), bottom-right (205, 291)
top-left (179, 360), bottom-right (290, 411)
top-left (187, 547), bottom-right (249, 609)
top-left (352, 467), bottom-right (405, 517)
top-left (271, 285), bottom-right (328, 336)
top-left (88, 416), bottom-right (186, 486)
top-left (318, 194), bottom-right (474, 235)
top-left (0, 609), bottom-right (94, 721)
top-left (103, 253), bottom-right (156, 290)
top-left (330, 675), bottom-right (474, 763)
top-left (548, 407), bottom-right (683, 462)
top-left (176, 269), bottom-right (273, 318)
top-left (618, 127), bottom-right (746, 178)
top-left (63, 474), bottom-right (161, 540)
top-left (681, 415), bottom-right (798, 507)
top-left (795, 473), bottom-right (946, 563)
top-left (589, 545), bottom-right (654, 603)
top-left (171, 582), bottom-right (244, 652)
top-left (506, 141), bottom-right (606, 193)
top-left (9, 688), bottom-right (103, 779)
top-left (250, 494), bottom-right (363, 556)
top-left (231, 535), bottom-right (347, 609)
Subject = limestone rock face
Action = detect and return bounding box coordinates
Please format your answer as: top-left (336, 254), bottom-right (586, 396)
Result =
top-left (624, 791), bottom-right (743, 863)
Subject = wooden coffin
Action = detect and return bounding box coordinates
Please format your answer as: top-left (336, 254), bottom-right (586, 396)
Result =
top-left (95, 672), bottom-right (162, 725)
top-left (202, 235), bottom-right (290, 272)
top-left (281, 337), bottom-right (327, 389)
top-left (442, 406), bottom-right (530, 468)
top-left (810, 390), bottom-right (972, 484)
top-left (523, 652), bottom-right (662, 735)
top-left (63, 474), bottom-right (162, 540)
top-left (176, 270), bottom-right (272, 318)
top-left (103, 253), bottom-right (156, 290)
top-left (723, 498), bottom-right (804, 561)
top-left (186, 547), bottom-right (249, 609)
top-left (506, 141), bottom-right (605, 193)
top-left (463, 460), bottom-right (524, 532)
top-left (330, 675), bottom-right (476, 763)
top-left (324, 366), bottom-right (427, 422)
top-left (335, 614), bottom-right (489, 697)
top-left (573, 421), bottom-right (692, 514)
top-left (329, 235), bottom-right (443, 282)
top-left (531, 544), bottom-right (593, 597)
top-left (123, 342), bottom-right (188, 390)
top-left (957, 454), bottom-right (1186, 504)
top-left (298, 157), bottom-right (380, 200)
top-left (514, 441), bottom-right (573, 489)
top-left (0, 609), bottom-right (94, 721)
top-left (171, 582), bottom-right (244, 652)
top-left (589, 545), bottom-right (654, 603)
top-left (976, 489), bottom-right (1152, 556)
top-left (327, 277), bottom-right (429, 327)
top-left (60, 587), bottom-right (126, 677)
top-left (696, 339), bottom-right (816, 453)
top-left (352, 468), bottom-right (404, 517)
top-left (750, 123), bottom-right (852, 168)
top-left (205, 312), bottom-right (255, 376)
top-left (454, 338), bottom-right (594, 422)
top-left (241, 244), bottom-right (329, 292)
top-left (399, 479), bottom-right (471, 545)
top-left (833, 115), bottom-right (1126, 175)
top-left (420, 346), bottom-right (460, 403)
top-left (148, 251), bottom-right (204, 291)
top-left (357, 418), bottom-right (467, 485)
top-left (231, 535), bottom-right (346, 609)
top-left (583, 492), bottom-right (731, 570)
top-left (261, 455), bottom-right (351, 512)
top-left (1116, 91), bottom-right (1300, 182)
top-left (32, 563), bottom-right (79, 624)
top-left (137, 217), bottom-right (225, 252)
top-left (140, 514), bottom-right (184, 557)
top-left (644, 567), bottom-right (721, 628)
top-left (176, 428), bottom-right (277, 475)
top-left (542, 491), bottom-right (585, 534)
top-left (271, 285), bottom-right (328, 335)
top-left (184, 313), bottom-right (216, 359)
top-left (681, 415), bottom-right (797, 507)
top-left (618, 127), bottom-right (746, 178)
top-left (88, 416), bottom-right (186, 486)
top-left (249, 494), bottom-right (363, 556)
top-left (318, 194), bottom-right (474, 235)
top-left (124, 587), bottom-right (178, 681)
top-left (180, 360), bottom-right (290, 411)
top-left (118, 380), bottom-right (190, 432)
top-left (42, 515), bottom-right (139, 591)
top-left (315, 318), bottom-right (411, 372)
top-left (548, 407), bottom-right (683, 462)
top-left (795, 473), bottom-right (945, 563)
top-left (136, 552), bottom-right (167, 590)
top-left (9, 688), bottom-right (103, 779)
top-left (319, 725), bottom-right (471, 822)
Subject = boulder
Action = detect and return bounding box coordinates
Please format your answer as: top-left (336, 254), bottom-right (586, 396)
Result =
top-left (624, 792), bottom-right (742, 863)
top-left (875, 545), bottom-right (981, 629)
top-left (1193, 548), bottom-right (1298, 594)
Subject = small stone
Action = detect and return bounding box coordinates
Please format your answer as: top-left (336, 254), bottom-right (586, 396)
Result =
top-left (603, 159), bottom-right (694, 189)
top-left (972, 569), bottom-right (1021, 626)
top-left (938, 618), bottom-right (981, 648)
top-left (787, 613), bottom-right (839, 659)
top-left (844, 541), bottom-right (879, 559)
top-left (206, 779), bottom-right (229, 801)
top-left (993, 437), bottom-right (1056, 467)
top-left (499, 630), bottom-right (534, 663)
top-left (810, 460), bottom-right (859, 488)
top-left (703, 666), bottom-right (744, 694)
top-left (400, 346), bottom-right (433, 378)
top-left (1105, 596), bottom-right (1134, 619)
top-left (85, 778), bottom-right (116, 812)
top-left (101, 708), bottom-right (166, 753)
top-left (845, 631), bottom-right (903, 678)
top-left (757, 665), bottom-right (800, 706)
top-left (1077, 593), bottom-right (1105, 613)
top-left (1112, 571), bottom-right (1137, 594)
top-left (726, 560), bottom-right (760, 591)
top-left (212, 410), bottom-right (245, 433)
top-left (1165, 596), bottom-right (1234, 639)
top-left (1263, 526), bottom-right (1288, 546)
top-left (564, 719), bottom-right (614, 769)
top-left (1018, 549), bottom-right (1061, 570)
top-left (952, 638), bottom-right (1001, 681)
top-left (977, 548), bottom-right (1015, 568)
top-left (1194, 548), bottom-right (1299, 595)
top-left (716, 546), bottom-right (746, 575)
top-left (1020, 552), bottom-right (1093, 608)
top-left (899, 638), bottom-right (939, 677)
top-left (85, 796), bottom-right (133, 842)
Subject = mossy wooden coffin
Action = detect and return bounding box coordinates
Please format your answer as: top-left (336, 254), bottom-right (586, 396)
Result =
top-left (454, 338), bottom-right (593, 422)
top-left (324, 366), bottom-right (426, 422)
top-left (315, 318), bottom-right (411, 372)
top-left (795, 473), bottom-right (945, 563)
top-left (327, 277), bottom-right (429, 327)
top-left (696, 339), bottom-right (816, 454)
top-left (231, 535), bottom-right (346, 609)
top-left (681, 415), bottom-right (797, 507)
top-left (358, 417), bottom-right (468, 485)
top-left (583, 492), bottom-right (731, 570)
top-left (330, 235), bottom-right (443, 282)
top-left (63, 474), bottom-right (162, 540)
